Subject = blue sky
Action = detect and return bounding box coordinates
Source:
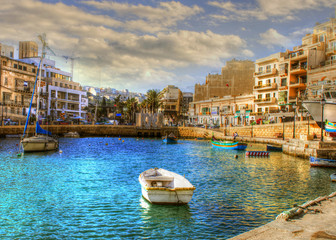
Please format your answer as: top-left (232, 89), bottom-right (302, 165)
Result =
top-left (1, 0), bottom-right (336, 93)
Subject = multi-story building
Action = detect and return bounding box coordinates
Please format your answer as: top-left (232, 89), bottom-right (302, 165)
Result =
top-left (0, 44), bottom-right (14, 58)
top-left (19, 41), bottom-right (38, 59)
top-left (159, 85), bottom-right (182, 125)
top-left (0, 56), bottom-right (38, 123)
top-left (21, 57), bottom-right (88, 121)
top-left (189, 94), bottom-right (255, 127)
top-left (253, 53), bottom-right (284, 116)
top-left (194, 59), bottom-right (254, 102)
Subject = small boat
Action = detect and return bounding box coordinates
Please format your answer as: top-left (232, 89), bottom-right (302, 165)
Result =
top-left (266, 144), bottom-right (282, 151)
top-left (162, 133), bottom-right (177, 144)
top-left (139, 168), bottom-right (195, 205)
top-left (325, 121), bottom-right (336, 133)
top-left (211, 137), bottom-right (247, 150)
top-left (331, 173), bottom-right (336, 182)
top-left (310, 156), bottom-right (336, 168)
top-left (20, 34), bottom-right (59, 153)
top-left (64, 132), bottom-right (80, 138)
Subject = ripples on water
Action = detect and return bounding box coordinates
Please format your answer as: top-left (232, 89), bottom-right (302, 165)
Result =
top-left (0, 137), bottom-right (335, 239)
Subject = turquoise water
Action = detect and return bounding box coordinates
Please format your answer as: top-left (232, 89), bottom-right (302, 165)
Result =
top-left (0, 137), bottom-right (335, 239)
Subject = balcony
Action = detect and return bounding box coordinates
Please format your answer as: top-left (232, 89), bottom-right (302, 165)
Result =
top-left (253, 83), bottom-right (277, 91)
top-left (254, 97), bottom-right (277, 105)
top-left (254, 68), bottom-right (277, 77)
top-left (289, 78), bottom-right (307, 89)
top-left (326, 47), bottom-right (336, 56)
top-left (278, 85), bottom-right (288, 91)
top-left (15, 86), bottom-right (34, 94)
top-left (289, 50), bottom-right (307, 61)
top-left (290, 65), bottom-right (307, 75)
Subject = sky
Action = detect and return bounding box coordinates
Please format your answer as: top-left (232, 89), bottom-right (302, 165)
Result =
top-left (1, 0), bottom-right (336, 94)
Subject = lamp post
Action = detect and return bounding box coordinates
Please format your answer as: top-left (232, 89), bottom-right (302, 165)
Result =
top-left (282, 116), bottom-right (285, 140)
top-left (292, 103), bottom-right (297, 139)
top-left (321, 98), bottom-right (326, 142)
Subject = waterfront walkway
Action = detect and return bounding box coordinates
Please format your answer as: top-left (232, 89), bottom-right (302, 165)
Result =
top-left (230, 193), bottom-right (336, 240)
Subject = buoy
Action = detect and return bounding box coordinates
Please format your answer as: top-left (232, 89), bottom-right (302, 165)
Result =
top-left (17, 153), bottom-right (22, 157)
top-left (119, 138), bottom-right (121, 141)
top-left (234, 155), bottom-right (238, 158)
top-left (16, 144), bottom-right (18, 146)
top-left (105, 143), bottom-right (108, 145)
top-left (122, 140), bottom-right (124, 143)
top-left (59, 150), bottom-right (63, 153)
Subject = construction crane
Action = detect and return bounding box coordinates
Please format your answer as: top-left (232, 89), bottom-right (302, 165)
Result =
top-left (63, 55), bottom-right (79, 82)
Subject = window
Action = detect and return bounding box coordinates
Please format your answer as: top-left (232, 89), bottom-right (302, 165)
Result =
top-left (266, 65), bottom-right (271, 73)
top-left (60, 83), bottom-right (63, 87)
top-left (266, 79), bottom-right (271, 85)
top-left (274, 78), bottom-right (276, 83)
top-left (281, 78), bottom-right (287, 86)
top-left (55, 82), bottom-right (58, 87)
top-left (4, 77), bottom-right (8, 85)
top-left (273, 93), bottom-right (276, 97)
top-left (258, 67), bottom-right (263, 73)
top-left (319, 34), bottom-right (325, 42)
top-left (258, 81), bottom-right (262, 86)
top-left (32, 68), bottom-right (36, 73)
top-left (265, 93), bottom-right (271, 100)
top-left (18, 65), bottom-right (22, 70)
top-left (23, 66), bottom-right (27, 71)
top-left (257, 108), bottom-right (262, 113)
top-left (13, 64), bottom-right (17, 68)
top-left (265, 107), bottom-right (269, 113)
top-left (258, 94), bottom-right (262, 99)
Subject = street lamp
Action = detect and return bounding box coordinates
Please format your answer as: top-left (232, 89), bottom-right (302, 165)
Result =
top-left (282, 116), bottom-right (286, 140)
top-left (292, 103), bottom-right (297, 139)
top-left (321, 98), bottom-right (326, 142)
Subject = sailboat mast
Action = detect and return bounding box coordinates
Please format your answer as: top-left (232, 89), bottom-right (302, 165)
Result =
top-left (35, 48), bottom-right (44, 135)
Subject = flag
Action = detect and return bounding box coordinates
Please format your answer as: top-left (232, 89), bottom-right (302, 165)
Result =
top-left (24, 81), bottom-right (28, 87)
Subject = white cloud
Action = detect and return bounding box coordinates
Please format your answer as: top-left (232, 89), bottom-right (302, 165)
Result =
top-left (208, 0), bottom-right (336, 22)
top-left (259, 28), bottom-right (294, 49)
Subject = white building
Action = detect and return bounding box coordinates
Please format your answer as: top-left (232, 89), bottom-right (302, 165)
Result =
top-left (20, 57), bottom-right (88, 120)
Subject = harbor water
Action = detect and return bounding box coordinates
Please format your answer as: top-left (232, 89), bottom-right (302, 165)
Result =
top-left (0, 137), bottom-right (335, 239)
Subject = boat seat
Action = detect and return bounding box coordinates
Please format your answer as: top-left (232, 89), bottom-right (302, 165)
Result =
top-left (144, 176), bottom-right (174, 182)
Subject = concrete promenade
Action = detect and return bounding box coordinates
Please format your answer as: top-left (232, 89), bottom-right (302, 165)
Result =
top-left (229, 192), bottom-right (336, 240)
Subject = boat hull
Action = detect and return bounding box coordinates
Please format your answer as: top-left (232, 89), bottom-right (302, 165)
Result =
top-left (21, 136), bottom-right (59, 152)
top-left (266, 144), bottom-right (282, 151)
top-left (141, 187), bottom-right (194, 205)
top-left (162, 137), bottom-right (177, 144)
top-left (331, 173), bottom-right (336, 182)
top-left (302, 101), bottom-right (336, 126)
top-left (310, 156), bottom-right (336, 168)
top-left (139, 168), bottom-right (195, 205)
top-left (211, 140), bottom-right (247, 150)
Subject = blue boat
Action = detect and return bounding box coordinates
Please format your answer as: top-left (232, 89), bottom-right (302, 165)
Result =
top-left (310, 156), bottom-right (336, 168)
top-left (211, 137), bottom-right (247, 150)
top-left (162, 133), bottom-right (178, 144)
top-left (266, 144), bottom-right (282, 152)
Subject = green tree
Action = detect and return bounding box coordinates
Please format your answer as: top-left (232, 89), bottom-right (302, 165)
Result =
top-left (146, 89), bottom-right (161, 114)
top-left (125, 97), bottom-right (138, 123)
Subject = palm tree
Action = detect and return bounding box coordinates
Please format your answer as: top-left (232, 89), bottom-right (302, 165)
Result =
top-left (146, 89), bottom-right (161, 114)
top-left (125, 97), bottom-right (138, 123)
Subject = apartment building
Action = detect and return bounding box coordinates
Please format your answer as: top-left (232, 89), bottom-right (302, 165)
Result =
top-left (0, 56), bottom-right (38, 122)
top-left (0, 44), bottom-right (14, 58)
top-left (254, 53), bottom-right (284, 117)
top-left (21, 58), bottom-right (88, 121)
top-left (189, 95), bottom-right (255, 126)
top-left (159, 85), bottom-right (182, 125)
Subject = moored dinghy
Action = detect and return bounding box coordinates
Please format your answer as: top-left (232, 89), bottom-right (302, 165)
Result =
top-left (211, 137), bottom-right (247, 150)
top-left (162, 133), bottom-right (178, 144)
top-left (310, 156), bottom-right (336, 168)
top-left (139, 168), bottom-right (195, 205)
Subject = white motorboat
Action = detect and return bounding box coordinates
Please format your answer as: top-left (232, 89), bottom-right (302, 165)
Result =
top-left (302, 79), bottom-right (336, 126)
top-left (139, 168), bottom-right (195, 205)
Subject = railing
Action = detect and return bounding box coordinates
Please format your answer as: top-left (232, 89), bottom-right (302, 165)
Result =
top-left (254, 97), bottom-right (277, 104)
top-left (254, 68), bottom-right (277, 77)
top-left (253, 83), bottom-right (277, 90)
